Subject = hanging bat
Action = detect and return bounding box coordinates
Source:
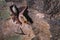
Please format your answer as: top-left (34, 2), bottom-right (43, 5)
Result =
top-left (10, 4), bottom-right (24, 24)
top-left (10, 4), bottom-right (33, 24)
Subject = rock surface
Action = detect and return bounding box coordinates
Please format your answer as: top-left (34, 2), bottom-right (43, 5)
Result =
top-left (0, 0), bottom-right (60, 40)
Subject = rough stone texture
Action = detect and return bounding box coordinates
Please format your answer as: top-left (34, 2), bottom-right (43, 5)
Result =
top-left (27, 0), bottom-right (60, 40)
top-left (28, 9), bottom-right (51, 40)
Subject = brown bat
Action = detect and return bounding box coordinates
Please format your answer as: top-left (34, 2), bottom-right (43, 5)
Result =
top-left (10, 4), bottom-right (33, 35)
top-left (10, 4), bottom-right (29, 35)
top-left (10, 4), bottom-right (33, 24)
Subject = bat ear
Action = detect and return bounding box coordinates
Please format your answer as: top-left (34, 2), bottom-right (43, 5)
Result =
top-left (10, 4), bottom-right (19, 15)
